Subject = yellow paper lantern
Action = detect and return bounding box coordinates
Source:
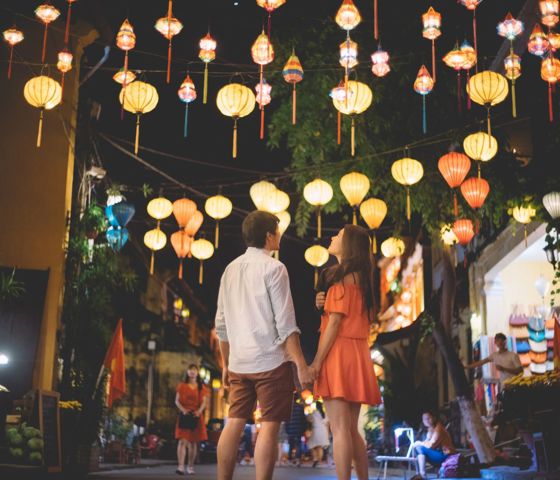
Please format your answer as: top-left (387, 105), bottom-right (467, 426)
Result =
top-left (359, 198), bottom-right (387, 253)
top-left (23, 76), bottom-right (62, 147)
top-left (340, 172), bottom-right (371, 224)
top-left (512, 206), bottom-right (536, 247)
top-left (440, 224), bottom-right (459, 246)
top-left (304, 245), bottom-right (330, 287)
top-left (144, 228), bottom-right (167, 274)
top-left (119, 81), bottom-right (159, 154)
top-left (381, 237), bottom-right (405, 258)
top-left (463, 132), bottom-right (498, 177)
top-left (147, 197), bottom-right (173, 220)
top-left (205, 195), bottom-right (233, 248)
top-left (276, 211), bottom-right (291, 236)
top-left (262, 189), bottom-right (290, 214)
top-left (304, 179), bottom-right (334, 238)
top-left (466, 71), bottom-right (509, 135)
top-left (391, 158), bottom-right (424, 221)
top-left (216, 83), bottom-right (256, 158)
top-left (335, 0), bottom-right (362, 31)
top-left (191, 238), bottom-right (215, 284)
top-left (250, 180), bottom-right (277, 210)
top-left (332, 80), bottom-right (373, 156)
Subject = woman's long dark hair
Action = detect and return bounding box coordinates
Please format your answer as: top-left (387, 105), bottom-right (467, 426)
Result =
top-left (325, 224), bottom-right (377, 323)
top-left (184, 364), bottom-right (203, 391)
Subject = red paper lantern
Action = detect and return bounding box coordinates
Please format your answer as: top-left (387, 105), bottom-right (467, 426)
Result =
top-left (371, 47), bottom-right (390, 77)
top-left (35, 3), bottom-right (61, 64)
top-left (438, 152), bottom-right (471, 216)
top-left (453, 219), bottom-right (475, 246)
top-left (461, 177), bottom-right (490, 210)
top-left (3, 27), bottom-right (24, 79)
top-left (170, 230), bottom-right (192, 279)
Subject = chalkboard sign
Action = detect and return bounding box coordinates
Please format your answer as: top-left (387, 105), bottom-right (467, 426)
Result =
top-left (36, 390), bottom-right (62, 473)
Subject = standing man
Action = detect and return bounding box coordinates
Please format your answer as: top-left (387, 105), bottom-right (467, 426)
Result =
top-left (215, 211), bottom-right (314, 480)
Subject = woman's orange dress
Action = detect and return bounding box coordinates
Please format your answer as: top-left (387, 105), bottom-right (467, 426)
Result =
top-left (175, 383), bottom-right (209, 441)
top-left (314, 283), bottom-right (382, 405)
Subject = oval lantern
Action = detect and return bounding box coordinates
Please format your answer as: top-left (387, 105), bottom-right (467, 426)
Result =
top-left (111, 201), bottom-right (136, 228)
top-left (250, 180), bottom-right (277, 210)
top-left (170, 230), bottom-right (192, 279)
top-left (304, 179), bottom-right (334, 238)
top-left (106, 226), bottom-right (129, 252)
top-left (332, 80), bottom-right (372, 156)
top-left (216, 83), bottom-right (256, 158)
top-left (144, 228), bottom-right (167, 274)
top-left (304, 245), bottom-right (330, 287)
top-left (466, 71), bottom-right (508, 135)
top-left (172, 198), bottom-right (197, 228)
top-left (360, 198), bottom-right (387, 253)
top-left (119, 81), bottom-right (159, 154)
top-left (185, 210), bottom-right (204, 237)
top-left (283, 50), bottom-right (304, 124)
top-left (205, 194), bottom-right (233, 248)
top-left (463, 132), bottom-right (498, 174)
top-left (191, 238), bottom-right (214, 284)
top-left (335, 0), bottom-right (362, 31)
top-left (438, 152), bottom-right (471, 217)
top-left (512, 205), bottom-right (536, 247)
top-left (381, 237), bottom-right (405, 258)
top-left (262, 189), bottom-right (290, 214)
top-left (391, 158), bottom-right (424, 221)
top-left (147, 197), bottom-right (173, 220)
top-left (452, 219), bottom-right (475, 246)
top-left (24, 75), bottom-right (62, 147)
top-left (460, 177), bottom-right (490, 210)
top-left (543, 192), bottom-right (560, 219)
top-left (276, 211), bottom-right (291, 236)
top-left (340, 172), bottom-right (370, 224)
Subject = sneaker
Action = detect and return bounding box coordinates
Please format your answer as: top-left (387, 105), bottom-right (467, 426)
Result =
top-left (186, 466), bottom-right (195, 475)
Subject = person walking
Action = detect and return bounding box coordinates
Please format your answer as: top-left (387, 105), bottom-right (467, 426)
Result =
top-left (308, 402), bottom-right (330, 467)
top-left (313, 225), bottom-right (382, 480)
top-left (175, 364), bottom-right (209, 475)
top-left (215, 211), bottom-right (314, 480)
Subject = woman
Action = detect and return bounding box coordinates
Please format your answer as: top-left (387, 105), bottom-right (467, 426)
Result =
top-left (175, 364), bottom-right (209, 475)
top-left (312, 225), bottom-right (382, 480)
top-left (307, 402), bottom-right (330, 468)
top-left (413, 411), bottom-right (456, 478)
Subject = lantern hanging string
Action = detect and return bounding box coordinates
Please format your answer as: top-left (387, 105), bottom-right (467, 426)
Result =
top-left (374, 0), bottom-right (379, 40)
top-left (473, 10), bottom-right (478, 73)
top-left (64, 0), bottom-right (72, 45)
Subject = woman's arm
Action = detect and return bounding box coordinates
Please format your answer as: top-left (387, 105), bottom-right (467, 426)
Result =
top-left (175, 392), bottom-right (187, 414)
top-left (311, 312), bottom-right (343, 371)
top-left (196, 392), bottom-right (209, 417)
top-left (423, 425), bottom-right (442, 448)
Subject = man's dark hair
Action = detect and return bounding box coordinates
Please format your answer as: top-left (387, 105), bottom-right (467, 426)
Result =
top-left (495, 333), bottom-right (507, 341)
top-left (242, 211), bottom-right (279, 248)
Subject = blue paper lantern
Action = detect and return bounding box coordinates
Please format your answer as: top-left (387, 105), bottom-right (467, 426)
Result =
top-left (105, 205), bottom-right (119, 228)
top-left (112, 202), bottom-right (135, 227)
top-left (106, 226), bottom-right (129, 252)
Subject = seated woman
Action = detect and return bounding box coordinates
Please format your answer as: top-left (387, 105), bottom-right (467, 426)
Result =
top-left (413, 411), bottom-right (456, 478)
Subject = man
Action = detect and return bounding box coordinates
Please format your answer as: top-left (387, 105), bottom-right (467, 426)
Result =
top-left (215, 211), bottom-right (314, 480)
top-left (465, 333), bottom-right (523, 385)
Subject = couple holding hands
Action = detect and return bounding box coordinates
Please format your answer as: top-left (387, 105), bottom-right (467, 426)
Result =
top-left (215, 211), bottom-right (381, 480)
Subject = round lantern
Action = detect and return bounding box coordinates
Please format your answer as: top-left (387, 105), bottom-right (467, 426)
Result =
top-left (170, 230), bottom-right (192, 279)
top-left (512, 206), bottom-right (536, 247)
top-left (250, 180), bottom-right (277, 210)
top-left (178, 74), bottom-right (196, 137)
top-left (340, 172), bottom-right (370, 224)
top-left (438, 152), bottom-right (472, 216)
top-left (461, 177), bottom-right (490, 210)
top-left (540, 57), bottom-right (560, 122)
top-left (283, 51), bottom-right (304, 124)
top-left (540, 0), bottom-right (560, 27)
top-left (381, 237), bottom-right (405, 258)
top-left (528, 24), bottom-right (550, 57)
top-left (332, 80), bottom-right (373, 156)
top-left (144, 228), bottom-right (167, 274)
top-left (463, 132), bottom-right (498, 174)
top-left (155, 1), bottom-right (183, 84)
top-left (335, 0), bottom-right (362, 31)
top-left (440, 224), bottom-right (459, 246)
top-left (276, 211), bottom-right (291, 236)
top-left (216, 83), bottom-right (256, 158)
top-left (304, 245), bottom-right (330, 287)
top-left (35, 3), bottom-right (60, 63)
top-left (106, 226), bottom-right (129, 252)
top-left (199, 32), bottom-right (217, 104)
top-left (467, 71), bottom-right (509, 135)
top-left (371, 47), bottom-right (391, 77)
top-left (24, 75), bottom-right (62, 147)
top-left (191, 238), bottom-right (214, 284)
top-left (391, 158), bottom-right (424, 221)
top-left (172, 198), bottom-right (197, 228)
top-left (119, 81), bottom-right (159, 154)
top-left (360, 198), bottom-right (387, 253)
top-left (543, 192), bottom-right (560, 219)
top-left (304, 179), bottom-right (334, 238)
top-left (3, 27), bottom-right (24, 79)
top-left (452, 219), bottom-right (475, 246)
top-left (185, 210), bottom-right (204, 237)
top-left (205, 194), bottom-right (233, 248)
top-left (413, 65), bottom-right (434, 134)
top-left (262, 189), bottom-right (290, 214)
top-left (113, 68), bottom-right (136, 85)
top-left (422, 7), bottom-right (442, 82)
top-left (147, 197), bottom-right (173, 220)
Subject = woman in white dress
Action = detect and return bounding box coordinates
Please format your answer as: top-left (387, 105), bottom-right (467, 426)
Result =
top-left (307, 402), bottom-right (330, 467)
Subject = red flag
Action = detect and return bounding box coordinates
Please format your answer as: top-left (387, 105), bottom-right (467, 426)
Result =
top-left (103, 319), bottom-right (126, 407)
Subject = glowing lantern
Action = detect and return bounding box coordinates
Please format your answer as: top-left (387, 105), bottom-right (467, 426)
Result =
top-left (460, 176), bottom-right (490, 230)
top-left (443, 44), bottom-right (467, 112)
top-left (35, 3), bottom-right (60, 64)
top-left (256, 0), bottom-right (286, 35)
top-left (251, 31), bottom-right (274, 113)
top-left (185, 211), bottom-right (204, 237)
top-left (198, 32), bottom-right (217, 104)
top-left (391, 158), bottom-right (424, 221)
top-left (371, 47), bottom-right (390, 77)
top-left (144, 228), bottom-right (167, 274)
top-left (504, 54), bottom-right (521, 81)
top-left (463, 132), bottom-right (498, 177)
top-left (339, 38), bottom-right (359, 70)
top-left (498, 13), bottom-right (524, 117)
top-left (172, 198), bottom-right (197, 228)
top-left (113, 68), bottom-right (136, 85)
top-left (119, 81), bottom-right (159, 154)
top-left (304, 179), bottom-right (334, 238)
top-left (459, 0), bottom-right (481, 57)
top-left (528, 24), bottom-right (550, 57)
top-left (56, 49), bottom-right (73, 95)
top-left (23, 75), bottom-right (62, 147)
top-left (155, 0), bottom-right (183, 83)
top-left (283, 51), bottom-right (304, 124)
top-left (250, 180), bottom-right (277, 210)
top-left (543, 192), bottom-right (560, 219)
top-left (549, 32), bottom-right (560, 51)
top-left (216, 83), bottom-right (256, 158)
top-left (178, 74), bottom-right (196, 137)
top-left (148, 197), bottom-right (173, 220)
top-left (360, 198), bottom-right (387, 253)
top-left (106, 227), bottom-right (129, 252)
top-left (438, 152), bottom-right (472, 216)
top-left (467, 71), bottom-right (508, 135)
top-left (205, 195), bottom-right (233, 248)
top-left (381, 237), bottom-right (405, 258)
top-left (116, 19), bottom-right (136, 98)
top-left (255, 79), bottom-right (272, 140)
top-left (335, 0), bottom-right (362, 31)
top-left (541, 57), bottom-right (560, 122)
top-left (422, 7), bottom-right (442, 82)
top-left (332, 80), bottom-right (373, 156)
top-left (3, 27), bottom-right (24, 79)
top-left (107, 201), bottom-right (135, 228)
top-left (497, 13), bottom-right (524, 41)
top-left (191, 239), bottom-right (214, 284)
top-left (340, 172), bottom-right (370, 224)
top-left (512, 206), bottom-right (536, 247)
top-left (276, 211), bottom-right (291, 236)
top-left (262, 189), bottom-right (290, 214)
top-left (171, 230), bottom-right (192, 278)
top-left (452, 219), bottom-right (475, 246)
top-left (540, 0), bottom-right (560, 27)
top-left (441, 224), bottom-right (458, 246)
top-left (461, 41), bottom-right (477, 72)
top-left (305, 245), bottom-right (330, 287)
top-left (413, 65), bottom-right (434, 134)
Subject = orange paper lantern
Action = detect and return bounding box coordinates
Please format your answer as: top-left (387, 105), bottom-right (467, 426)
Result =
top-left (173, 198), bottom-right (197, 228)
top-left (438, 152), bottom-right (471, 216)
top-left (453, 218), bottom-right (475, 246)
top-left (170, 230), bottom-right (192, 279)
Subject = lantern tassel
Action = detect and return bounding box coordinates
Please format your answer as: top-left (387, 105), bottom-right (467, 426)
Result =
top-left (317, 210), bottom-right (322, 239)
top-left (422, 95), bottom-right (427, 135)
top-left (475, 216), bottom-right (480, 235)
top-left (314, 268), bottom-right (319, 289)
top-left (183, 104), bottom-right (189, 138)
top-left (457, 72), bottom-right (462, 114)
top-left (134, 114), bottom-right (141, 154)
top-left (41, 23), bottom-right (48, 64)
top-left (431, 39), bottom-right (436, 83)
top-left (203, 63), bottom-right (209, 104)
top-left (61, 72), bottom-right (66, 99)
top-left (178, 259), bottom-right (183, 279)
top-left (467, 71), bottom-right (471, 110)
top-left (260, 106), bottom-right (265, 140)
top-left (351, 117), bottom-right (356, 156)
top-left (64, 2), bottom-right (72, 45)
top-left (473, 11), bottom-right (478, 74)
top-left (150, 251), bottom-right (155, 275)
top-left (477, 162), bottom-right (481, 179)
top-left (486, 106), bottom-right (492, 135)
top-left (166, 38), bottom-right (172, 84)
top-left (233, 118), bottom-right (238, 159)
top-left (352, 208), bottom-right (357, 225)
top-left (215, 221), bottom-right (220, 249)
top-left (373, 232), bottom-right (378, 254)
top-left (8, 46), bottom-right (14, 79)
top-left (337, 111), bottom-right (342, 145)
top-left (121, 51), bottom-right (129, 120)
top-left (166, 0), bottom-right (172, 84)
top-left (374, 0), bottom-right (379, 40)
top-left (511, 79), bottom-right (517, 118)
top-left (406, 188), bottom-right (411, 222)
top-left (453, 192), bottom-right (458, 218)
top-left (549, 82), bottom-right (554, 123)
top-left (292, 84), bottom-right (297, 125)
top-left (199, 260), bottom-right (204, 285)
top-left (37, 109), bottom-right (44, 148)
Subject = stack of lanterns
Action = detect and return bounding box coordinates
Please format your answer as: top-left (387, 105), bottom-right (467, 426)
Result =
top-left (336, 0), bottom-right (362, 88)
top-left (497, 13), bottom-right (524, 117)
top-left (106, 201), bottom-right (136, 252)
top-left (421, 6), bottom-right (442, 82)
top-left (145, 197), bottom-right (173, 274)
top-left (170, 197), bottom-right (197, 279)
top-left (116, 19), bottom-right (136, 102)
top-left (251, 31), bottom-right (274, 140)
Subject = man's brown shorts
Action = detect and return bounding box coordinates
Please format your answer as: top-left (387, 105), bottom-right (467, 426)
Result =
top-left (228, 362), bottom-right (295, 422)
